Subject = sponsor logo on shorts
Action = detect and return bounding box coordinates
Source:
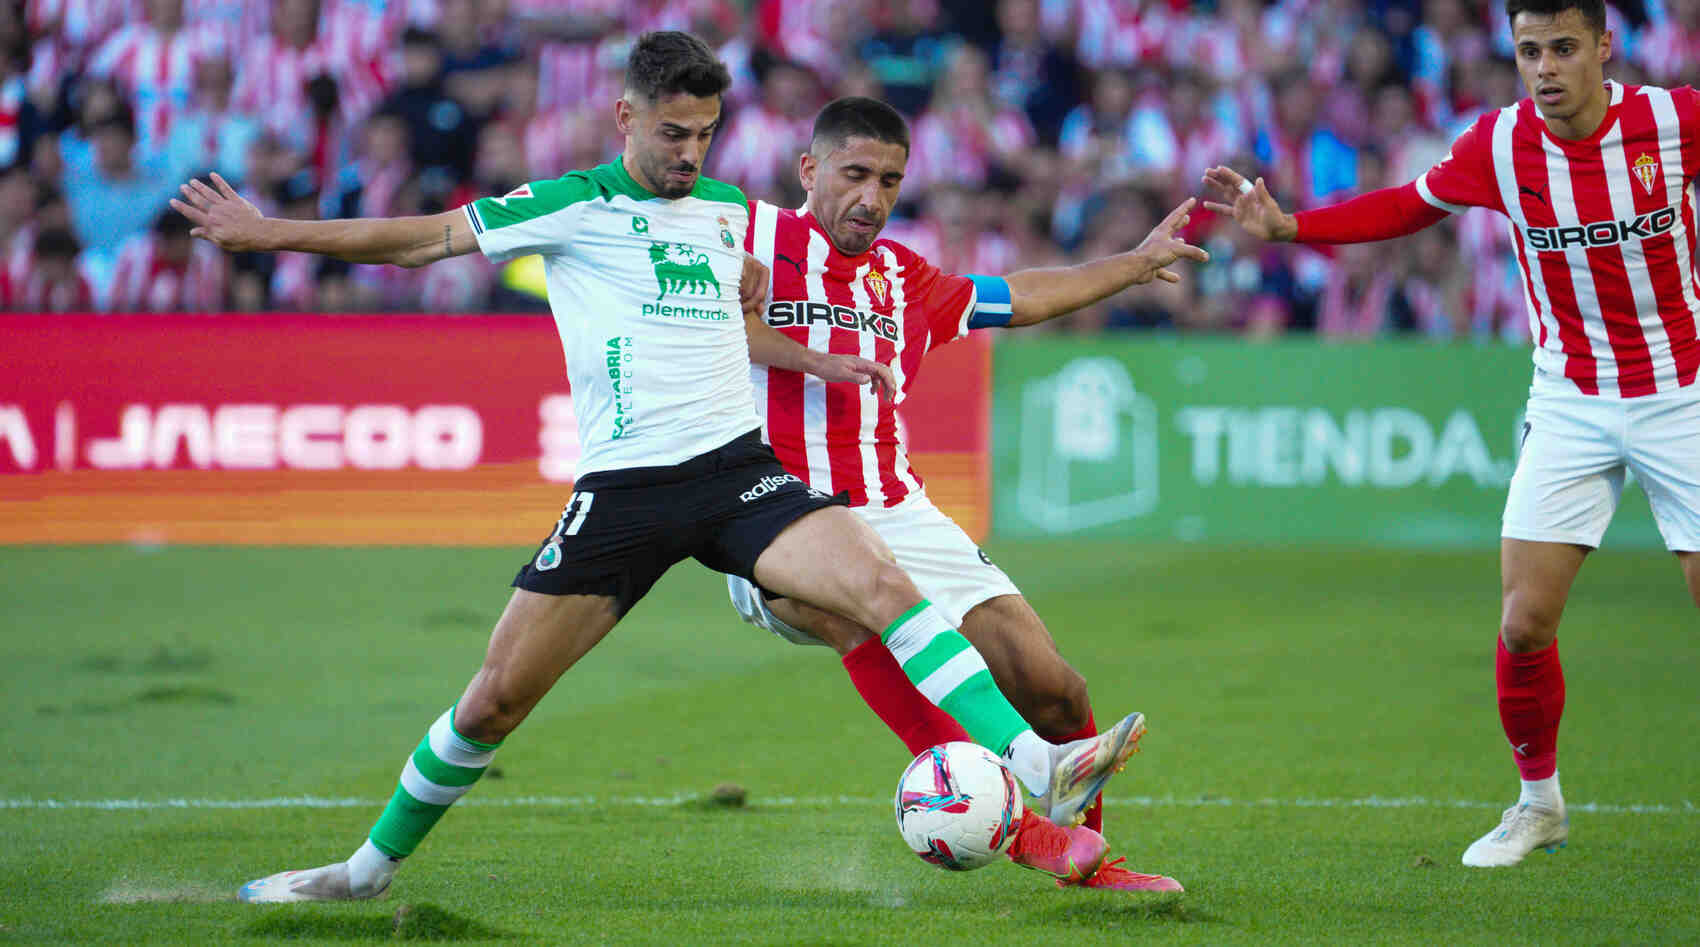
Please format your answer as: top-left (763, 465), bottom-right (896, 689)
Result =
top-left (740, 473), bottom-right (801, 502)
top-left (535, 542), bottom-right (562, 571)
top-left (977, 548), bottom-right (993, 565)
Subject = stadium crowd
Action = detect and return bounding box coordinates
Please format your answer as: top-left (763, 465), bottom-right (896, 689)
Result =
top-left (4, 0), bottom-right (1694, 335)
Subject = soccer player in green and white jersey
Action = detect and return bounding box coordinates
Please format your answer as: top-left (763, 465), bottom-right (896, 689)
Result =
top-left (172, 31), bottom-right (1145, 902)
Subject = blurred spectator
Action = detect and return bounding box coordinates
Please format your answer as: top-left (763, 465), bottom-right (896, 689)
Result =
top-left (857, 0), bottom-right (952, 116)
top-left (1316, 241), bottom-right (1400, 337)
top-left (109, 208), bottom-right (227, 311)
top-left (1058, 67), bottom-right (1133, 180)
top-left (329, 108), bottom-right (412, 221)
top-left (888, 186), bottom-right (1016, 278)
top-left (0, 164), bottom-right (34, 287)
top-left (86, 0), bottom-right (230, 150)
top-left (377, 27), bottom-right (479, 199)
top-left (713, 57), bottom-right (817, 202)
top-left (759, 0), bottom-right (872, 85)
top-left (164, 52), bottom-right (260, 184)
top-left (21, 227), bottom-right (94, 311)
top-left (908, 43), bottom-right (1036, 196)
top-left (231, 0), bottom-right (388, 188)
top-left (980, 0), bottom-right (1084, 147)
top-left (1322, 27), bottom-right (1401, 147)
top-left (439, 0), bottom-right (522, 117)
top-left (1069, 0), bottom-right (1173, 70)
top-left (1635, 0), bottom-right (1700, 84)
top-left (59, 102), bottom-right (179, 264)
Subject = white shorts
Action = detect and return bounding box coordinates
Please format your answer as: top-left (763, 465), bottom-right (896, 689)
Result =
top-left (1502, 374), bottom-right (1700, 552)
top-left (727, 492), bottom-right (1022, 646)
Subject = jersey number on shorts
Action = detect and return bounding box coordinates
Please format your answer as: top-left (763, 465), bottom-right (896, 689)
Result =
top-left (554, 491), bottom-right (596, 539)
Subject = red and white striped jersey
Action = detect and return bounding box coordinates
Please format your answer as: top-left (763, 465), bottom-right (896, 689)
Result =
top-left (1417, 80), bottom-right (1700, 397)
top-left (88, 21), bottom-right (232, 147)
top-left (231, 33), bottom-right (392, 137)
top-left (109, 233), bottom-right (227, 312)
top-left (745, 200), bottom-right (1002, 508)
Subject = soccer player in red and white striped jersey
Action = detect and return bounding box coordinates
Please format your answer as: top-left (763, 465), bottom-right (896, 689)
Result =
top-left (728, 96), bottom-right (1208, 892)
top-left (1204, 0), bottom-right (1700, 868)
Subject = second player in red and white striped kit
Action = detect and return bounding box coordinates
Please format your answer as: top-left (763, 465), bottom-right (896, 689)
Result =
top-left (745, 196), bottom-right (975, 509)
top-left (1204, 0), bottom-right (1700, 870)
top-left (729, 96), bottom-right (1209, 893)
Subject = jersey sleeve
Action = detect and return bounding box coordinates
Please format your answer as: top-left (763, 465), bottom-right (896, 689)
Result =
top-left (1674, 87), bottom-right (1700, 183)
top-left (898, 247), bottom-right (977, 351)
top-left (462, 174), bottom-right (598, 263)
top-left (1414, 114), bottom-right (1503, 214)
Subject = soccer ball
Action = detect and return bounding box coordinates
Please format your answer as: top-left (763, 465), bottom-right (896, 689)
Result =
top-left (893, 741), bottom-right (1022, 871)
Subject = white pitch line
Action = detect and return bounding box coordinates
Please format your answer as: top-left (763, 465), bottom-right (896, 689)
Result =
top-left (2, 795), bottom-right (1694, 815)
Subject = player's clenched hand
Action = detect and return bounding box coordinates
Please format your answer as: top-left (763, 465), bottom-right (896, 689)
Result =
top-left (170, 172), bottom-right (270, 252)
top-left (807, 353), bottom-right (899, 403)
top-left (1132, 197), bottom-right (1210, 284)
top-left (1201, 165), bottom-right (1298, 242)
top-left (740, 253), bottom-right (770, 319)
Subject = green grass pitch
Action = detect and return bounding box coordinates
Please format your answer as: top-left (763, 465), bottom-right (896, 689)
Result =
top-left (0, 541), bottom-right (1695, 944)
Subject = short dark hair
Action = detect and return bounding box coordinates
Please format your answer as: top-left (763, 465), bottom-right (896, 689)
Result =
top-left (810, 96), bottom-right (910, 156)
top-left (1505, 0), bottom-right (1607, 36)
top-left (624, 31), bottom-right (731, 102)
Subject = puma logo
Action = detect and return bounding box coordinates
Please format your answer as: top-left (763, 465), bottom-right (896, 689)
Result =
top-left (1519, 185), bottom-right (1548, 207)
top-left (1512, 742), bottom-right (1531, 756)
top-left (774, 252), bottom-right (806, 276)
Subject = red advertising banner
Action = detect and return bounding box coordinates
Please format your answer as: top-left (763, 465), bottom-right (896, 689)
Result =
top-left (0, 315), bottom-right (989, 545)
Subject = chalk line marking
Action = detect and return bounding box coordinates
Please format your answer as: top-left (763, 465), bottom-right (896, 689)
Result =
top-left (3, 795), bottom-right (1693, 815)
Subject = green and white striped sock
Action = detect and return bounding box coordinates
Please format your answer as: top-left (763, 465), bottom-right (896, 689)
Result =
top-left (367, 707), bottom-right (500, 861)
top-left (880, 600), bottom-right (1040, 790)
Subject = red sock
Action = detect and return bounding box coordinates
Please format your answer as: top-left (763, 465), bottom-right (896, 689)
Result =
top-left (842, 637), bottom-right (970, 756)
top-left (1056, 710), bottom-right (1103, 833)
top-left (1496, 637), bottom-right (1564, 780)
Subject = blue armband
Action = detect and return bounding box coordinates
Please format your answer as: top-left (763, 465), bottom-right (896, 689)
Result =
top-left (966, 274), bottom-right (1013, 329)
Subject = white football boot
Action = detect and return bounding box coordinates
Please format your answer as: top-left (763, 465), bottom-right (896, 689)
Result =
top-left (238, 862), bottom-right (388, 903)
top-left (1036, 712), bottom-right (1146, 826)
top-left (1460, 803), bottom-right (1569, 867)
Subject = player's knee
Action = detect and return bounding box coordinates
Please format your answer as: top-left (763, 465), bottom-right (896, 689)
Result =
top-left (861, 560), bottom-right (922, 626)
top-left (1499, 609), bottom-right (1558, 653)
top-left (454, 679), bottom-right (531, 743)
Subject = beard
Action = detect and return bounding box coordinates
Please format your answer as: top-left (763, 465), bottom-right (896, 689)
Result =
top-left (642, 154), bottom-right (697, 198)
top-left (831, 213), bottom-right (883, 255)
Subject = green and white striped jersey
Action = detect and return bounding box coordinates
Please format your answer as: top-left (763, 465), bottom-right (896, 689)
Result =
top-left (464, 159), bottom-right (758, 477)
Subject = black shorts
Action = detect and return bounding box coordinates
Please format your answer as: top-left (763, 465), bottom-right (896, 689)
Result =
top-left (512, 429), bottom-right (847, 615)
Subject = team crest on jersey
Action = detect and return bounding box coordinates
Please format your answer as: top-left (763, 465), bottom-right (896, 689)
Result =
top-left (1633, 153), bottom-right (1660, 195)
top-left (490, 183), bottom-right (534, 206)
top-left (647, 241), bottom-right (722, 299)
top-left (864, 268), bottom-right (891, 308)
top-left (717, 215), bottom-right (735, 249)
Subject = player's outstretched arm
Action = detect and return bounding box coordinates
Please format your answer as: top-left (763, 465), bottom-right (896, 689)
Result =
top-left (171, 172), bottom-right (477, 268)
top-left (743, 309), bottom-right (898, 402)
top-left (1200, 166), bottom-right (1299, 241)
top-left (1000, 197), bottom-right (1210, 327)
top-left (1203, 164), bottom-right (1453, 245)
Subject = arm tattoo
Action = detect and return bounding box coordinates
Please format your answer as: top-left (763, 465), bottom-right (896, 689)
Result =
top-left (442, 224), bottom-right (453, 258)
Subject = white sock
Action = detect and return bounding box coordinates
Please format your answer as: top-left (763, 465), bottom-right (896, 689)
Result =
top-left (1002, 730), bottom-right (1053, 797)
top-left (1517, 772), bottom-right (1563, 810)
top-left (347, 838), bottom-right (402, 896)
